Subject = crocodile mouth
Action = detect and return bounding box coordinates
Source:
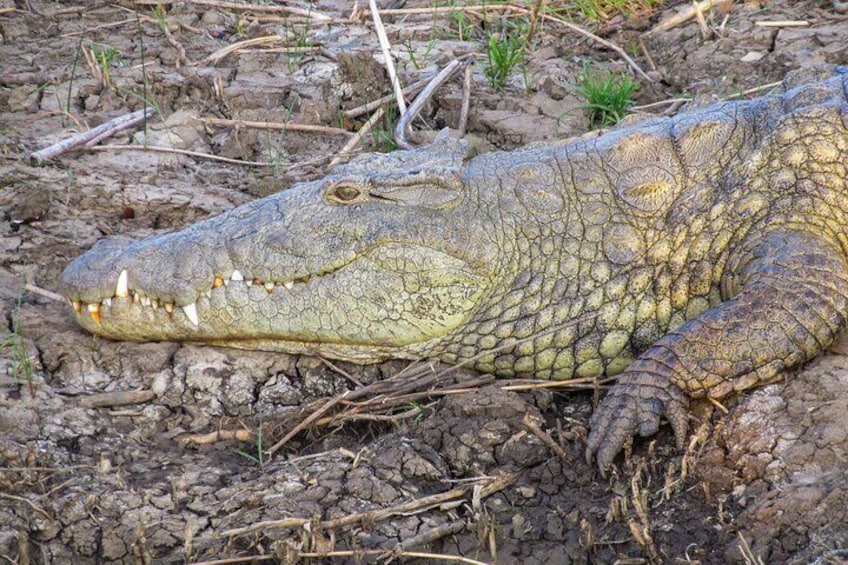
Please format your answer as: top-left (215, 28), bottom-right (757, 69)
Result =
top-left (63, 243), bottom-right (489, 357)
top-left (68, 261), bottom-right (350, 330)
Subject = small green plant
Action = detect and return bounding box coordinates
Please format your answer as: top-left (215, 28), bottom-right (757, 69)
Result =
top-left (451, 9), bottom-right (472, 41)
top-left (234, 424), bottom-right (265, 467)
top-left (483, 31), bottom-right (525, 91)
top-left (575, 64), bottom-right (637, 129)
top-left (233, 12), bottom-right (247, 37)
top-left (151, 2), bottom-right (168, 33)
top-left (284, 19), bottom-right (313, 73)
top-left (2, 290), bottom-right (34, 387)
top-left (404, 38), bottom-right (437, 70)
top-left (264, 128), bottom-right (290, 194)
top-left (371, 106), bottom-right (399, 153)
top-left (88, 43), bottom-right (125, 87)
top-left (117, 85), bottom-right (161, 116)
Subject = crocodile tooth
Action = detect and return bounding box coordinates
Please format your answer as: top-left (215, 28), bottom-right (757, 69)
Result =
top-left (151, 298), bottom-right (159, 309)
top-left (205, 290), bottom-right (212, 299)
top-left (72, 300), bottom-right (82, 314)
top-left (88, 303), bottom-right (101, 326)
top-left (283, 281), bottom-right (294, 290)
top-left (164, 302), bottom-right (174, 314)
top-left (115, 269), bottom-right (129, 298)
top-left (245, 280), bottom-right (253, 287)
top-left (182, 303), bottom-right (199, 326)
top-left (103, 297), bottom-right (112, 308)
top-left (264, 282), bottom-right (275, 293)
top-left (230, 270), bottom-right (244, 282)
top-left (133, 292), bottom-right (141, 304)
top-left (142, 296), bottom-right (151, 307)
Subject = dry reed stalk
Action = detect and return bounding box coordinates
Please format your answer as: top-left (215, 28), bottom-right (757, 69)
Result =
top-left (196, 117), bottom-right (350, 136)
top-left (133, 0), bottom-right (331, 20)
top-left (648, 0), bottom-right (733, 35)
top-left (369, 0), bottom-right (407, 115)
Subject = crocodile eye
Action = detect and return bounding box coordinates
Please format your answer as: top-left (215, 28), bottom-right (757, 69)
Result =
top-left (328, 183), bottom-right (363, 203)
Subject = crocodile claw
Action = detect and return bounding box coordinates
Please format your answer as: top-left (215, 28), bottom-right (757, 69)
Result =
top-left (585, 370), bottom-right (690, 473)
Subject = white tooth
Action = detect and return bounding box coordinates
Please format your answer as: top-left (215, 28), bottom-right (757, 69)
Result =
top-left (205, 290), bottom-right (212, 299)
top-left (264, 282), bottom-right (275, 292)
top-left (230, 270), bottom-right (244, 281)
top-left (182, 303), bottom-right (199, 326)
top-left (245, 280), bottom-right (253, 287)
top-left (103, 298), bottom-right (112, 307)
top-left (116, 269), bottom-right (129, 297)
top-left (142, 296), bottom-right (151, 307)
top-left (284, 281), bottom-right (294, 290)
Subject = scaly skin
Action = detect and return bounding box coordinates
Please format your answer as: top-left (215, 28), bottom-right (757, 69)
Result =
top-left (60, 69), bottom-right (848, 470)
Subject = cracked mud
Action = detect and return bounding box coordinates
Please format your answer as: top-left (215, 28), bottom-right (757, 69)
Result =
top-left (2, 0), bottom-right (848, 563)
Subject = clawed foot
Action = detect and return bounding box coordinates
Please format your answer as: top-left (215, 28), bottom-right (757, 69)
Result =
top-left (585, 371), bottom-right (690, 473)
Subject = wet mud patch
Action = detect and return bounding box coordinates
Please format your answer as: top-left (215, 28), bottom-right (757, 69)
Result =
top-left (3, 0), bottom-right (848, 562)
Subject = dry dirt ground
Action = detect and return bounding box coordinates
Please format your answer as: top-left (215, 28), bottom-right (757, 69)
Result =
top-left (2, 0), bottom-right (848, 563)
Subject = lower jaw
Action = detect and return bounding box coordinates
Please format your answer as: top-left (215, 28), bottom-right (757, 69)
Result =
top-left (72, 300), bottom-right (443, 364)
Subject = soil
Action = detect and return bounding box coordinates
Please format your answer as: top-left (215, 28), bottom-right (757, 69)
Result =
top-left (2, 1), bottom-right (848, 563)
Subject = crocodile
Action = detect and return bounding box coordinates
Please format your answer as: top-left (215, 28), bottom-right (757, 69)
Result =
top-left (60, 68), bottom-right (848, 470)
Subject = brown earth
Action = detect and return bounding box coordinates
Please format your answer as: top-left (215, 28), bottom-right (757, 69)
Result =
top-left (2, 1), bottom-right (848, 563)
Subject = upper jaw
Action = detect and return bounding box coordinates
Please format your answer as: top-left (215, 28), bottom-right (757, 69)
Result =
top-left (60, 240), bottom-right (354, 329)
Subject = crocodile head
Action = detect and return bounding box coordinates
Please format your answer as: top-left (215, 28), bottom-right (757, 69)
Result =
top-left (59, 134), bottom-right (502, 362)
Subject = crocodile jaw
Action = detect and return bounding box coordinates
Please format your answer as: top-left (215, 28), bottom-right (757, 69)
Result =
top-left (62, 242), bottom-right (489, 362)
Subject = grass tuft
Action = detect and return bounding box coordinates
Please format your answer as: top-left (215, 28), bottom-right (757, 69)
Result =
top-left (575, 64), bottom-right (637, 129)
top-left (2, 289), bottom-right (34, 387)
top-left (484, 31), bottom-right (525, 91)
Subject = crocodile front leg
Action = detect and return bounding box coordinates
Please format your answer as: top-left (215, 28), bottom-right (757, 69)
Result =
top-left (586, 230), bottom-right (848, 471)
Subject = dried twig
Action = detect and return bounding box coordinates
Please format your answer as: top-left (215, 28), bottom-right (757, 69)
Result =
top-left (60, 18), bottom-right (137, 37)
top-left (133, 0), bottom-right (331, 20)
top-left (25, 283), bottom-right (65, 303)
top-left (356, 4), bottom-right (520, 17)
top-left (303, 550), bottom-right (490, 565)
top-left (178, 428), bottom-right (253, 446)
top-left (723, 80), bottom-right (783, 99)
top-left (648, 0), bottom-right (732, 35)
top-left (79, 390), bottom-right (156, 408)
top-left (458, 64), bottom-right (473, 136)
top-left (217, 473), bottom-right (515, 538)
top-left (265, 391), bottom-right (350, 455)
top-left (523, 0), bottom-right (548, 51)
top-left (523, 414), bottom-right (567, 458)
top-left (0, 492), bottom-right (51, 521)
top-left (328, 106), bottom-right (386, 167)
top-left (343, 75), bottom-right (433, 119)
top-left (205, 35), bottom-right (286, 64)
top-left (693, 0), bottom-right (712, 40)
top-left (390, 520), bottom-right (468, 554)
top-left (369, 0), bottom-right (406, 115)
top-left (160, 19), bottom-right (188, 67)
top-left (754, 20), bottom-right (808, 27)
top-left (196, 116), bottom-right (350, 136)
top-left (84, 144), bottom-right (271, 166)
top-left (190, 549), bottom-right (489, 565)
top-left (529, 9), bottom-right (654, 83)
top-left (395, 60), bottom-right (463, 149)
top-left (30, 107), bottom-right (154, 165)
